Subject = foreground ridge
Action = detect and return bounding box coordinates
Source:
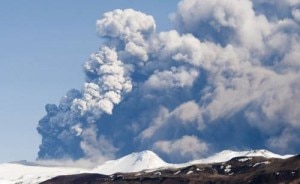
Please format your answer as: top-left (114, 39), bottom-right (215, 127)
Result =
top-left (42, 154), bottom-right (300, 184)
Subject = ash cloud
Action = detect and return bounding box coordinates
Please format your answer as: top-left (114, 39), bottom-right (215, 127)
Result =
top-left (37, 0), bottom-right (300, 163)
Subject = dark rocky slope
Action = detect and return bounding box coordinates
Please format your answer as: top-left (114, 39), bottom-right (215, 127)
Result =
top-left (41, 154), bottom-right (300, 184)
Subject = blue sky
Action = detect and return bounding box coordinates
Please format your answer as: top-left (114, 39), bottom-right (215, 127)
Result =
top-left (0, 0), bottom-right (179, 163)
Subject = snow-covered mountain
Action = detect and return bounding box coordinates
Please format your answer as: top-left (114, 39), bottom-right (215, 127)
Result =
top-left (0, 163), bottom-right (83, 184)
top-left (0, 149), bottom-right (293, 184)
top-left (90, 150), bottom-right (168, 175)
top-left (188, 149), bottom-right (293, 165)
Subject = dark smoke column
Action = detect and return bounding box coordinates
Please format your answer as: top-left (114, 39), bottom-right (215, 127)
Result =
top-left (37, 89), bottom-right (84, 159)
top-left (36, 9), bottom-right (155, 161)
top-left (36, 47), bottom-right (134, 161)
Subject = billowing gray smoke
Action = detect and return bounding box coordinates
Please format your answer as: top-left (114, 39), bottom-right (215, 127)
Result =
top-left (37, 0), bottom-right (300, 163)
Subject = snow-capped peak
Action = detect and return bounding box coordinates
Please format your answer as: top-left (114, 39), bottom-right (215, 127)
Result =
top-left (242, 149), bottom-right (292, 158)
top-left (126, 150), bottom-right (163, 163)
top-left (90, 150), bottom-right (169, 175)
top-left (189, 149), bottom-right (293, 165)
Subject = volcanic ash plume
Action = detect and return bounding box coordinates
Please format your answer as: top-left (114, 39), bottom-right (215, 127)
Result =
top-left (37, 0), bottom-right (300, 163)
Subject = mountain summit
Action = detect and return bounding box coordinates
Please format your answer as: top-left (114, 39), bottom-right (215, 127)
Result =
top-left (91, 150), bottom-right (169, 174)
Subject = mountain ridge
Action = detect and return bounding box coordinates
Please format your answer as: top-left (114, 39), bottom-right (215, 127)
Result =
top-left (0, 149), bottom-right (296, 184)
top-left (43, 153), bottom-right (300, 184)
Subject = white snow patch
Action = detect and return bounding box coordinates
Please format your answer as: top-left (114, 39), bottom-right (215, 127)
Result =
top-left (224, 165), bottom-right (231, 173)
top-left (154, 171), bottom-right (162, 176)
top-left (186, 170), bottom-right (193, 175)
top-left (196, 168), bottom-right (203, 171)
top-left (238, 158), bottom-right (252, 162)
top-left (174, 170), bottom-right (181, 175)
top-left (252, 161), bottom-right (271, 167)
